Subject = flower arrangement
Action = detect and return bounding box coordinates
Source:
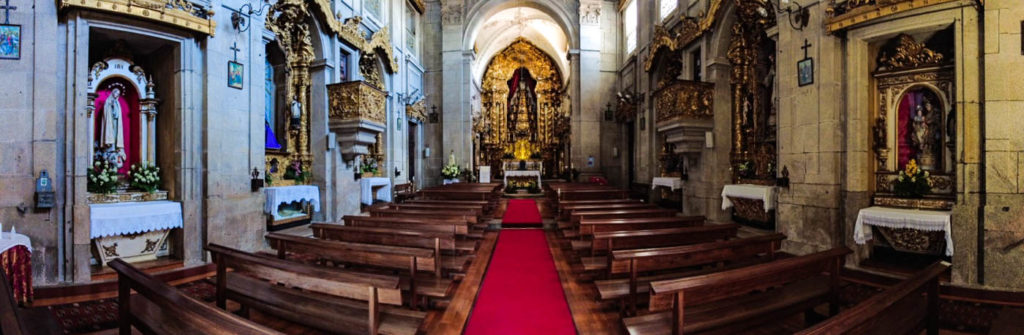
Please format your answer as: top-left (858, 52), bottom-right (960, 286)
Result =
top-left (127, 162), bottom-right (161, 193)
top-left (361, 157), bottom-right (379, 176)
top-left (283, 160), bottom-right (312, 183)
top-left (87, 160), bottom-right (120, 194)
top-left (894, 159), bottom-right (931, 198)
top-left (442, 152), bottom-right (461, 179)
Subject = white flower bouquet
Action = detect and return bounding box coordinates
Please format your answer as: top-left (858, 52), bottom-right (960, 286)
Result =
top-left (87, 160), bottom-right (121, 194)
top-left (128, 162), bottom-right (161, 193)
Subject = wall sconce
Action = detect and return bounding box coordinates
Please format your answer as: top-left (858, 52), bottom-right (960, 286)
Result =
top-left (775, 0), bottom-right (810, 31)
top-left (429, 105), bottom-right (439, 123)
top-left (232, 0), bottom-right (273, 32)
top-left (777, 166), bottom-right (790, 188)
top-left (251, 168), bottom-right (264, 192)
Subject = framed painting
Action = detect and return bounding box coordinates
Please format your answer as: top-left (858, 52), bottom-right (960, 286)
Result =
top-left (228, 61), bottom-right (244, 89)
top-left (797, 58), bottom-right (813, 87)
top-left (0, 24), bottom-right (21, 60)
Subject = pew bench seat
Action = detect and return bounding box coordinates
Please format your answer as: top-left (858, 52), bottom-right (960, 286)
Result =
top-left (595, 256), bottom-right (776, 302)
top-left (401, 275), bottom-right (456, 299)
top-left (557, 220), bottom-right (573, 230)
top-left (581, 256), bottom-right (607, 272)
top-left (571, 240), bottom-right (590, 252)
top-left (563, 230), bottom-right (579, 238)
top-left (623, 276), bottom-right (831, 335)
top-left (455, 240), bottom-right (478, 253)
top-left (223, 272), bottom-right (425, 335)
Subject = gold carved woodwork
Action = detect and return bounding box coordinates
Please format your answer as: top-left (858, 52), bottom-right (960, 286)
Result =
top-left (265, 0), bottom-right (316, 185)
top-left (408, 0), bottom-right (425, 14)
top-left (406, 100), bottom-right (427, 123)
top-left (359, 53), bottom-right (385, 89)
top-left (328, 81), bottom-right (387, 125)
top-left (644, 0), bottom-right (724, 72)
top-left (58, 0), bottom-right (216, 36)
top-left (875, 227), bottom-right (946, 255)
top-left (826, 0), bottom-right (962, 34)
top-left (873, 194), bottom-right (954, 211)
top-left (478, 38), bottom-right (568, 176)
top-left (654, 80), bottom-right (714, 123)
top-left (729, 0), bottom-right (777, 181)
top-left (877, 34), bottom-right (947, 72)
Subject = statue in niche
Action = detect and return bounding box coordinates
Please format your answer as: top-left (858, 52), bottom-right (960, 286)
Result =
top-left (100, 88), bottom-right (127, 158)
top-left (897, 88), bottom-right (944, 171)
top-left (911, 98), bottom-right (939, 170)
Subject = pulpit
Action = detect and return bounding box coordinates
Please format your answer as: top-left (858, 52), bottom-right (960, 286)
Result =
top-left (263, 185), bottom-right (320, 231)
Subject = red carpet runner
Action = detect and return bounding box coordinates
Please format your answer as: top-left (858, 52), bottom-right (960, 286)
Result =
top-left (464, 200), bottom-right (576, 334)
top-left (501, 199), bottom-right (544, 226)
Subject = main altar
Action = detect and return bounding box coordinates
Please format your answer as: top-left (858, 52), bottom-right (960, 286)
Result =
top-left (474, 39), bottom-right (570, 182)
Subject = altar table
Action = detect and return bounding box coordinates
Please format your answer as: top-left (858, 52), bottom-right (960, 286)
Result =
top-left (359, 177), bottom-right (392, 205)
top-left (721, 184), bottom-right (777, 212)
top-left (504, 170), bottom-right (542, 186)
top-left (264, 185), bottom-right (322, 219)
top-left (854, 206), bottom-right (953, 256)
top-left (0, 233), bottom-right (32, 305)
top-left (90, 201), bottom-right (183, 265)
top-left (651, 177), bottom-right (683, 191)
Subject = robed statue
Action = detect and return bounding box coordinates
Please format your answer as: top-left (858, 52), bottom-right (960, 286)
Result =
top-left (99, 88), bottom-right (127, 166)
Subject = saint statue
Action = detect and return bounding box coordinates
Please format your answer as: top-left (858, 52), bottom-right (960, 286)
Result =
top-left (912, 101), bottom-right (936, 170)
top-left (289, 97), bottom-right (302, 128)
top-left (99, 88), bottom-right (127, 166)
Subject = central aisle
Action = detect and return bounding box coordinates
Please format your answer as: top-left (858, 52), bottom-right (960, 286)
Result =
top-left (464, 200), bottom-right (576, 334)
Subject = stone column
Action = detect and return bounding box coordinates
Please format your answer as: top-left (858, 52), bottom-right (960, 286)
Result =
top-left (440, 1), bottom-right (472, 169)
top-left (568, 50), bottom-right (582, 169)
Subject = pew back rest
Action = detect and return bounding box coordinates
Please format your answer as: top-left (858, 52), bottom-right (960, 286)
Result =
top-left (311, 224), bottom-right (455, 250)
top-left (108, 258), bottom-right (282, 335)
top-left (609, 233), bottom-right (785, 275)
top-left (795, 262), bottom-right (947, 335)
top-left (206, 244), bottom-right (403, 306)
top-left (648, 247), bottom-right (851, 311)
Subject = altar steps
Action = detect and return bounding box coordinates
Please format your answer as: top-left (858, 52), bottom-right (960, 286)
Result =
top-left (90, 258), bottom-right (183, 282)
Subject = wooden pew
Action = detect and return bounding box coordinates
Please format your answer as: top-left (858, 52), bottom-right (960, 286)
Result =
top-left (624, 247), bottom-right (851, 335)
top-left (560, 202), bottom-right (655, 221)
top-left (557, 198), bottom-right (643, 212)
top-left (582, 224), bottom-right (741, 255)
top-left (108, 258), bottom-right (282, 335)
top-left (393, 182), bottom-right (416, 203)
top-left (312, 223), bottom-right (477, 254)
top-left (598, 233), bottom-right (785, 314)
top-left (343, 215), bottom-right (472, 237)
top-left (370, 208), bottom-right (481, 227)
top-left (265, 233), bottom-right (457, 306)
top-left (0, 267), bottom-right (61, 335)
top-left (206, 244), bottom-right (424, 335)
top-left (387, 203), bottom-right (487, 220)
top-left (575, 216), bottom-right (704, 240)
top-left (405, 199), bottom-right (492, 215)
top-left (795, 262), bottom-right (947, 335)
top-left (557, 189), bottom-right (631, 201)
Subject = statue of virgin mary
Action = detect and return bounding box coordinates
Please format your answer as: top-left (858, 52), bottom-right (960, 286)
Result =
top-left (99, 88), bottom-right (127, 166)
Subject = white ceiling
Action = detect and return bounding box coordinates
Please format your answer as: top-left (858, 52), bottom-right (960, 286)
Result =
top-left (471, 7), bottom-right (569, 86)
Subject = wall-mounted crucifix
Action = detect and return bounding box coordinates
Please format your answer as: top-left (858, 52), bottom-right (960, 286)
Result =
top-left (800, 39), bottom-right (812, 59)
top-left (0, 0), bottom-right (16, 24)
top-left (0, 0), bottom-right (20, 60)
top-left (797, 39), bottom-right (814, 87)
top-left (230, 42), bottom-right (241, 62)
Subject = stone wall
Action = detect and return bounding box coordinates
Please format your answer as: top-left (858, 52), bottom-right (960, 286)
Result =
top-left (981, 0), bottom-right (1024, 289)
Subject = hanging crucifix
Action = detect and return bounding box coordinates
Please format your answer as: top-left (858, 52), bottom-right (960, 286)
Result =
top-left (797, 39), bottom-right (814, 87)
top-left (0, 0), bottom-right (20, 60)
top-left (228, 42), bottom-right (244, 89)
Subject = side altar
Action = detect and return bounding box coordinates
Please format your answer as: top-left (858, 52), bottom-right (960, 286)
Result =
top-left (85, 54), bottom-right (181, 266)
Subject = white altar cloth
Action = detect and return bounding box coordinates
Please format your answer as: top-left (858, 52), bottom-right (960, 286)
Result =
top-left (854, 206), bottom-right (953, 256)
top-left (89, 201), bottom-right (183, 239)
top-left (0, 233), bottom-right (32, 254)
top-left (264, 186), bottom-right (321, 218)
top-left (651, 177), bottom-right (683, 191)
top-left (360, 177), bottom-right (392, 205)
top-left (504, 170), bottom-right (542, 186)
top-left (721, 184), bottom-right (777, 212)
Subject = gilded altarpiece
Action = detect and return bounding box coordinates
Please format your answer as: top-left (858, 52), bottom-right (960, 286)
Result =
top-left (871, 33), bottom-right (956, 210)
top-left (728, 0), bottom-right (777, 183)
top-left (264, 0), bottom-right (315, 185)
top-left (477, 39), bottom-right (569, 178)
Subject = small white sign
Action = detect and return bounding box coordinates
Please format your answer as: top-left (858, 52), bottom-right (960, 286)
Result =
top-left (479, 166), bottom-right (491, 183)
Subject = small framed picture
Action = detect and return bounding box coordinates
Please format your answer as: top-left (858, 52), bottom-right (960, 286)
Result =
top-left (228, 61), bottom-right (244, 89)
top-left (797, 58), bottom-right (814, 87)
top-left (0, 24), bottom-right (21, 60)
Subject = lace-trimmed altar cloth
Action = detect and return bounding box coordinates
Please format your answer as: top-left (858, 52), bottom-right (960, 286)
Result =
top-left (89, 201), bottom-right (183, 239)
top-left (721, 184), bottom-right (778, 212)
top-left (504, 170), bottom-right (542, 186)
top-left (264, 185), bottom-right (321, 218)
top-left (652, 177), bottom-right (683, 191)
top-left (359, 177), bottom-right (392, 205)
top-left (854, 206), bottom-right (953, 256)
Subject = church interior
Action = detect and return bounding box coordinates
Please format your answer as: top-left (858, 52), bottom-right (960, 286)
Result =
top-left (4, 0), bottom-right (1024, 333)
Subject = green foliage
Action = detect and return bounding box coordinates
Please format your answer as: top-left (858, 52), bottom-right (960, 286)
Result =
top-left (88, 160), bottom-right (121, 194)
top-left (127, 162), bottom-right (161, 193)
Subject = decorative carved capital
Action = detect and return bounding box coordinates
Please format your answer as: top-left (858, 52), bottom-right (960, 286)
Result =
top-left (442, 3), bottom-right (463, 26)
top-left (876, 34), bottom-right (947, 72)
top-left (580, 2), bottom-right (601, 25)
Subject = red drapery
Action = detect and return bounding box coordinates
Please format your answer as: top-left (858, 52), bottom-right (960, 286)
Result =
top-left (94, 78), bottom-right (141, 174)
top-left (1, 246), bottom-right (32, 306)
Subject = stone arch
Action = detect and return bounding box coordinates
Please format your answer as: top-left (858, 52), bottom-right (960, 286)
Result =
top-left (463, 0), bottom-right (579, 52)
